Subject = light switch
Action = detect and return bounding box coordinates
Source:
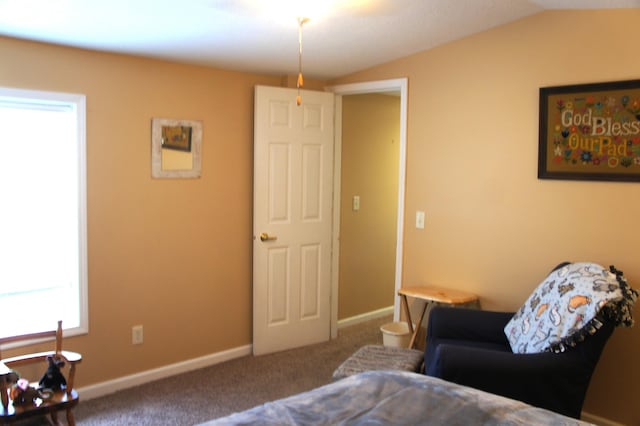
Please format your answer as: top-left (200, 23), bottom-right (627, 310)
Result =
top-left (416, 211), bottom-right (425, 229)
top-left (352, 195), bottom-right (360, 211)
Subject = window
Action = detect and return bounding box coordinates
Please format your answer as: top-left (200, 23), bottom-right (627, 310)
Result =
top-left (0, 87), bottom-right (87, 340)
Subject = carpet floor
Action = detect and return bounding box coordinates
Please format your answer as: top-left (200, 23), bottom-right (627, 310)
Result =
top-left (68, 315), bottom-right (391, 425)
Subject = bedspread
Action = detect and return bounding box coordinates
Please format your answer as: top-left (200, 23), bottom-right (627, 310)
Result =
top-left (200, 370), bottom-right (591, 425)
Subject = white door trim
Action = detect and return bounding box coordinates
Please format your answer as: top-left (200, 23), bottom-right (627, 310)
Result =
top-left (326, 78), bottom-right (408, 338)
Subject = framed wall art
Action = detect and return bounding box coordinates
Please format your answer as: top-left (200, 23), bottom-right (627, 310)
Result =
top-left (151, 118), bottom-right (202, 179)
top-left (538, 79), bottom-right (640, 182)
top-left (161, 124), bottom-right (192, 152)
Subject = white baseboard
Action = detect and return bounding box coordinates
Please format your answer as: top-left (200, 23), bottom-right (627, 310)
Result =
top-left (581, 411), bottom-right (625, 426)
top-left (77, 344), bottom-right (252, 400)
top-left (77, 309), bottom-right (392, 401)
top-left (337, 306), bottom-right (394, 329)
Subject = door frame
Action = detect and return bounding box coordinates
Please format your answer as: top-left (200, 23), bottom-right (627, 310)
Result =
top-left (326, 78), bottom-right (408, 338)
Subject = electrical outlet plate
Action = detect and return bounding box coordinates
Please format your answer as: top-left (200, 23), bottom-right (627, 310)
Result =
top-left (132, 325), bottom-right (143, 345)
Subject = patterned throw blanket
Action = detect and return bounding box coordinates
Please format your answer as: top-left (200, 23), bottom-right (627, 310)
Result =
top-left (505, 262), bottom-right (638, 354)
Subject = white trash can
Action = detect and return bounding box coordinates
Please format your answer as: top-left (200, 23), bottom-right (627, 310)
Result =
top-left (380, 322), bottom-right (411, 348)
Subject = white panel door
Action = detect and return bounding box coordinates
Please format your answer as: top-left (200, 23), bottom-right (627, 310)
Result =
top-left (253, 86), bottom-right (334, 355)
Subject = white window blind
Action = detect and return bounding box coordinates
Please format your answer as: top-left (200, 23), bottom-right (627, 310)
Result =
top-left (0, 87), bottom-right (88, 340)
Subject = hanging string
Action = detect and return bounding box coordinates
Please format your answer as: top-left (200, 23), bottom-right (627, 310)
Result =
top-left (296, 17), bottom-right (309, 106)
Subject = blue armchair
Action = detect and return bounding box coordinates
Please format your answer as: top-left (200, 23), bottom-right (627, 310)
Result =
top-left (424, 262), bottom-right (637, 419)
top-left (423, 306), bottom-right (614, 419)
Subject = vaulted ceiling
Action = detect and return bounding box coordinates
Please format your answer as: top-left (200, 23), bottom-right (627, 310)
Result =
top-left (0, 0), bottom-right (638, 79)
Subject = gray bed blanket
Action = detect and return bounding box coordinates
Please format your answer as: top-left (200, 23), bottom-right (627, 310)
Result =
top-left (200, 370), bottom-right (591, 425)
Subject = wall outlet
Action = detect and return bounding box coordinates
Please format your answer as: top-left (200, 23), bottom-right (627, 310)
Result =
top-left (132, 325), bottom-right (143, 345)
top-left (416, 211), bottom-right (425, 229)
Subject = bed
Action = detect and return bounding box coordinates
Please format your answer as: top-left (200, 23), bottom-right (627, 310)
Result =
top-left (199, 370), bottom-right (590, 425)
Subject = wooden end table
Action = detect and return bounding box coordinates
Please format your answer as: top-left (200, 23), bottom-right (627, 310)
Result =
top-left (398, 285), bottom-right (479, 349)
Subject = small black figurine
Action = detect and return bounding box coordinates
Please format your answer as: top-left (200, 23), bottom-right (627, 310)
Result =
top-left (38, 355), bottom-right (67, 391)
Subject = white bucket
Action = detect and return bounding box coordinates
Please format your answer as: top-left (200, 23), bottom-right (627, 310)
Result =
top-left (380, 322), bottom-right (411, 348)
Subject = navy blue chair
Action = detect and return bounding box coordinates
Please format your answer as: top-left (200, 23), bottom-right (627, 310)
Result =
top-left (423, 305), bottom-right (614, 419)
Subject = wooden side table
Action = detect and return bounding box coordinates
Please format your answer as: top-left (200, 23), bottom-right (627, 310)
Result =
top-left (398, 285), bottom-right (479, 349)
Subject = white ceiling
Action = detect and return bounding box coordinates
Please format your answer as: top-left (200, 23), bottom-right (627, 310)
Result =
top-left (0, 0), bottom-right (638, 80)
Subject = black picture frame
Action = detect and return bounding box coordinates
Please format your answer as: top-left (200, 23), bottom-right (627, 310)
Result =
top-left (538, 79), bottom-right (640, 182)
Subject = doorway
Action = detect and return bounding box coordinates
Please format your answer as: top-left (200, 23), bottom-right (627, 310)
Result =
top-left (328, 78), bottom-right (408, 338)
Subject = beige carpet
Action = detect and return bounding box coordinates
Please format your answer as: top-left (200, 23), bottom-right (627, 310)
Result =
top-left (72, 315), bottom-right (392, 425)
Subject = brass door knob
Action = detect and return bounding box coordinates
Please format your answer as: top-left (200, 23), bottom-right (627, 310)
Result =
top-left (260, 232), bottom-right (277, 242)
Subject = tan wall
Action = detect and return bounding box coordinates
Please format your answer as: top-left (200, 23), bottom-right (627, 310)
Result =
top-left (2, 8), bottom-right (639, 424)
top-left (0, 36), bottom-right (284, 386)
top-left (331, 9), bottom-right (640, 425)
top-left (339, 94), bottom-right (399, 319)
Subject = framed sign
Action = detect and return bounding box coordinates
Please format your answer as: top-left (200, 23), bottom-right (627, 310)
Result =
top-left (538, 79), bottom-right (640, 182)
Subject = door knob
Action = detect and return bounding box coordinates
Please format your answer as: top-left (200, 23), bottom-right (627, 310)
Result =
top-left (260, 232), bottom-right (277, 242)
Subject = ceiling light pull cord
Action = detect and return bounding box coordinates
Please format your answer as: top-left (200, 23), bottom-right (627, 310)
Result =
top-left (296, 17), bottom-right (308, 106)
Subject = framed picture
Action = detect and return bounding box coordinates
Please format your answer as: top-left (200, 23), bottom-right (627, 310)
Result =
top-left (538, 79), bottom-right (640, 182)
top-left (161, 124), bottom-right (192, 152)
top-left (151, 118), bottom-right (202, 179)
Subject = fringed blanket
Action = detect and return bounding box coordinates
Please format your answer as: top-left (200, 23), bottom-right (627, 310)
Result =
top-left (505, 262), bottom-right (638, 354)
